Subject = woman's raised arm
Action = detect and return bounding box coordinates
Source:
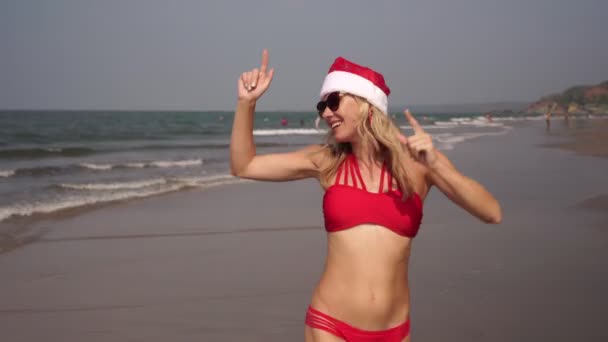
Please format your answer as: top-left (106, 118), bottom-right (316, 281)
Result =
top-left (230, 49), bottom-right (323, 182)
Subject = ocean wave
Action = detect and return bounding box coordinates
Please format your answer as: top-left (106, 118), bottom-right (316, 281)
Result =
top-left (448, 117), bottom-right (505, 127)
top-left (171, 174), bottom-right (239, 186)
top-left (433, 121), bottom-right (459, 127)
top-left (0, 147), bottom-right (96, 159)
top-left (141, 141), bottom-right (293, 149)
top-left (492, 115), bottom-right (545, 121)
top-left (4, 158), bottom-right (206, 179)
top-left (80, 158), bottom-right (203, 171)
top-left (0, 170), bottom-right (15, 178)
top-left (59, 178), bottom-right (168, 191)
top-left (433, 128), bottom-right (512, 149)
top-left (9, 165), bottom-right (71, 177)
top-left (80, 163), bottom-right (113, 170)
top-left (401, 118), bottom-right (504, 129)
top-left (0, 174), bottom-right (246, 222)
top-left (253, 128), bottom-right (326, 136)
top-left (420, 125), bottom-right (460, 130)
top-left (149, 159), bottom-right (202, 168)
top-left (0, 142), bottom-right (291, 161)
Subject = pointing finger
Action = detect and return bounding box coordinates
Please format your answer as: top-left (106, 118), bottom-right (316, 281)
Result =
top-left (260, 49), bottom-right (269, 75)
top-left (404, 109), bottom-right (424, 134)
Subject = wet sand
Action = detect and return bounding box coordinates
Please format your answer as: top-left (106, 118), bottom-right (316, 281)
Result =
top-left (0, 120), bottom-right (607, 341)
top-left (544, 117), bottom-right (608, 158)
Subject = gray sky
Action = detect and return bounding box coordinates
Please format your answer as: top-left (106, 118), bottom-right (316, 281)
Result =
top-left (1, 0), bottom-right (607, 111)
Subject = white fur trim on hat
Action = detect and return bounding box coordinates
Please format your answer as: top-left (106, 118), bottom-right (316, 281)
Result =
top-left (319, 71), bottom-right (388, 114)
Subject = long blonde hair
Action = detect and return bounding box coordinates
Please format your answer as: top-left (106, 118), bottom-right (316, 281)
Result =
top-left (318, 95), bottom-right (416, 198)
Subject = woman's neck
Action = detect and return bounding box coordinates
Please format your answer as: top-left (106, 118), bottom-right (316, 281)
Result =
top-left (350, 140), bottom-right (382, 169)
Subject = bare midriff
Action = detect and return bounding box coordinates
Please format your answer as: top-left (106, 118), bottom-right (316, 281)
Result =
top-left (310, 224), bottom-right (413, 331)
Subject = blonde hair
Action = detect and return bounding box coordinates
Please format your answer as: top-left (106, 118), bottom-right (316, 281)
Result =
top-left (318, 94), bottom-right (416, 198)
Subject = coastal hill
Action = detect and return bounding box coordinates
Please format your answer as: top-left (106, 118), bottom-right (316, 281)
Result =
top-left (527, 81), bottom-right (608, 115)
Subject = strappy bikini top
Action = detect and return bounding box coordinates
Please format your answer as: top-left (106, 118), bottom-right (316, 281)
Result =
top-left (322, 154), bottom-right (423, 238)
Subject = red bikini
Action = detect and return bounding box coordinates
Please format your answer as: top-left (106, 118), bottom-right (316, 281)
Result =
top-left (323, 153), bottom-right (423, 238)
top-left (306, 306), bottom-right (410, 342)
top-left (306, 154), bottom-right (423, 341)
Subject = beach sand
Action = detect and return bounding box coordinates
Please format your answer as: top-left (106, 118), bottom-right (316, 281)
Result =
top-left (544, 117), bottom-right (608, 158)
top-left (1, 119), bottom-right (607, 341)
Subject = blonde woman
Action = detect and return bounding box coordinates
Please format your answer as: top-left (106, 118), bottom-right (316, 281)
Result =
top-left (230, 50), bottom-right (502, 342)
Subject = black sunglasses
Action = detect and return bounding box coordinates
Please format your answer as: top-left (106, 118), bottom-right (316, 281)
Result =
top-left (316, 92), bottom-right (342, 117)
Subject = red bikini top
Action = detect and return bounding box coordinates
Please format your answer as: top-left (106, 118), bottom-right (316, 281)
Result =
top-left (323, 154), bottom-right (423, 238)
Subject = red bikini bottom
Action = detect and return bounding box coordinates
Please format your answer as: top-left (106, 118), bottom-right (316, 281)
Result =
top-left (305, 306), bottom-right (410, 342)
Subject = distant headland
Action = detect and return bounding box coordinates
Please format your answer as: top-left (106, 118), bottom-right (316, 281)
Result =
top-left (526, 81), bottom-right (608, 115)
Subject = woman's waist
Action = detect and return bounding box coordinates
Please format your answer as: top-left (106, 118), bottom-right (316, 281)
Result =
top-left (323, 247), bottom-right (410, 285)
top-left (310, 286), bottom-right (410, 330)
top-left (315, 270), bottom-right (410, 304)
top-left (310, 271), bottom-right (410, 329)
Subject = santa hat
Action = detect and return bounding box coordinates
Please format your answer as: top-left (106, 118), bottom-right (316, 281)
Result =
top-left (319, 57), bottom-right (391, 114)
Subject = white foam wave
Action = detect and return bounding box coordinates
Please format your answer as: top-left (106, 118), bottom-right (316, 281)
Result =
top-left (0, 170), bottom-right (15, 178)
top-left (420, 125), bottom-right (459, 130)
top-left (173, 174), bottom-right (241, 187)
top-left (80, 163), bottom-right (113, 170)
top-left (401, 124), bottom-right (458, 130)
top-left (149, 159), bottom-right (202, 168)
top-left (59, 175), bottom-right (238, 192)
top-left (0, 187), bottom-right (182, 223)
top-left (79, 159), bottom-right (203, 171)
top-left (253, 128), bottom-right (326, 136)
top-left (433, 133), bottom-right (470, 144)
top-left (433, 128), bottom-right (512, 149)
top-left (60, 178), bottom-right (167, 191)
top-left (449, 117), bottom-right (505, 127)
top-left (0, 174), bottom-right (245, 222)
top-left (402, 119), bottom-right (503, 129)
top-left (492, 115), bottom-right (545, 121)
top-left (433, 121), bottom-right (458, 127)
top-left (450, 118), bottom-right (471, 122)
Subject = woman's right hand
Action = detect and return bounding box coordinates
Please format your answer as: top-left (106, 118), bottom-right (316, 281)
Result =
top-left (238, 49), bottom-right (275, 102)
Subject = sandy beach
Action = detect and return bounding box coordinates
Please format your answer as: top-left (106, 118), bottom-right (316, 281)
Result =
top-left (1, 119), bottom-right (607, 341)
top-left (544, 117), bottom-right (608, 158)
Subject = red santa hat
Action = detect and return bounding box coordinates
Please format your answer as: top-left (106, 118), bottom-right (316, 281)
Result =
top-left (319, 57), bottom-right (391, 114)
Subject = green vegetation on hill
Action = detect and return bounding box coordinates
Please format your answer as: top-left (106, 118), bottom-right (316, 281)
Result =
top-left (529, 80), bottom-right (608, 114)
top-left (543, 81), bottom-right (608, 105)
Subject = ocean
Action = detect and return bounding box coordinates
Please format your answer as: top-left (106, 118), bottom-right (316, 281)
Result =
top-left (0, 109), bottom-right (562, 223)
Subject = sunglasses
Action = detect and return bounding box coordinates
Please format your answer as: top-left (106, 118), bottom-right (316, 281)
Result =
top-left (316, 92), bottom-right (343, 117)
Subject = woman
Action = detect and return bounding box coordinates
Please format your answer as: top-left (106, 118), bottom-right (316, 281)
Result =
top-left (230, 50), bottom-right (502, 342)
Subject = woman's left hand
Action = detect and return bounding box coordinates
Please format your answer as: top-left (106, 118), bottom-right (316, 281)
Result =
top-left (397, 109), bottom-right (438, 167)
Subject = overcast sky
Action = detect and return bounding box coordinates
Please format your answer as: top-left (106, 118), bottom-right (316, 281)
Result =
top-left (1, 0), bottom-right (607, 111)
